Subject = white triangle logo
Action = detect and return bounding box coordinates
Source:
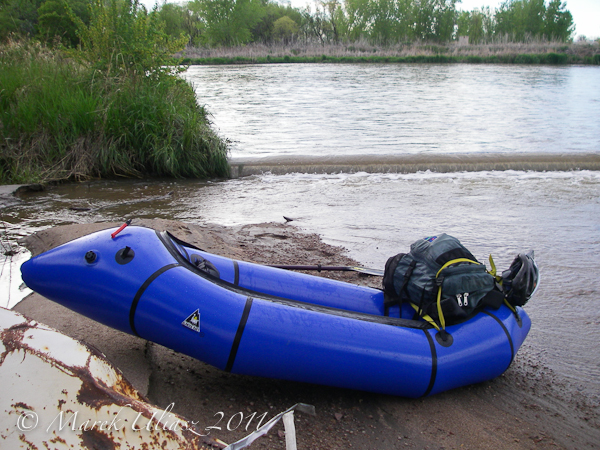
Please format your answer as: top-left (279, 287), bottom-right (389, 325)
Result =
top-left (182, 309), bottom-right (200, 332)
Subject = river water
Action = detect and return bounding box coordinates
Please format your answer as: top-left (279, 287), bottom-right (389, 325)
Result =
top-left (186, 64), bottom-right (600, 158)
top-left (2, 64), bottom-right (600, 399)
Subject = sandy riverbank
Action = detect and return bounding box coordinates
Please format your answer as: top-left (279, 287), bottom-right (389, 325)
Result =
top-left (14, 219), bottom-right (599, 449)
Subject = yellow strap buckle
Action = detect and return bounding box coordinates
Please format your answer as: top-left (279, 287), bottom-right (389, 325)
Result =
top-left (435, 258), bottom-right (480, 330)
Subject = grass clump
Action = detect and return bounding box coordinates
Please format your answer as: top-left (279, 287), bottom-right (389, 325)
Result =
top-left (1, 0), bottom-right (229, 184)
top-left (0, 40), bottom-right (229, 183)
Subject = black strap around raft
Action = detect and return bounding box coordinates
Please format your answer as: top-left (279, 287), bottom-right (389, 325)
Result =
top-left (480, 310), bottom-right (515, 363)
top-left (225, 297), bottom-right (253, 372)
top-left (129, 263), bottom-right (179, 337)
top-left (422, 328), bottom-right (438, 397)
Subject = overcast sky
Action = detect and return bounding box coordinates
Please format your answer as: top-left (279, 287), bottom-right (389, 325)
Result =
top-left (141, 0), bottom-right (599, 40)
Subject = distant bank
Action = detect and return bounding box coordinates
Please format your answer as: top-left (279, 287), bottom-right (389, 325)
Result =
top-left (181, 42), bottom-right (600, 66)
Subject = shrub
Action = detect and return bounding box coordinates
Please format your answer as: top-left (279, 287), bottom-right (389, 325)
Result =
top-left (0, 39), bottom-right (229, 183)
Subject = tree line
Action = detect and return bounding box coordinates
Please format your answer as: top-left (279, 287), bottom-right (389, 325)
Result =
top-left (1, 0), bottom-right (575, 47)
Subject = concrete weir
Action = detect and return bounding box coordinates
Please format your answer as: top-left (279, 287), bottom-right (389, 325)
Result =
top-left (229, 153), bottom-right (600, 178)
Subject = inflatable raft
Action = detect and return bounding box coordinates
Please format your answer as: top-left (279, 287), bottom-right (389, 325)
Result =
top-left (20, 225), bottom-right (530, 398)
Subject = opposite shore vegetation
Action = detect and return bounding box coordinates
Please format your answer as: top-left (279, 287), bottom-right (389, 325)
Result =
top-left (1, 0), bottom-right (599, 185)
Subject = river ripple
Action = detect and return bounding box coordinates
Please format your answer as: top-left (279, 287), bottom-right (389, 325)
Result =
top-left (185, 64), bottom-right (600, 160)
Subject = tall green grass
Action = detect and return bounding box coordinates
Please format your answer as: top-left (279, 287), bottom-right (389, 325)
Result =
top-left (0, 40), bottom-right (229, 184)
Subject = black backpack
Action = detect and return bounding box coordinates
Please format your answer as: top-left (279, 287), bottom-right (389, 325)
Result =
top-left (382, 234), bottom-right (504, 330)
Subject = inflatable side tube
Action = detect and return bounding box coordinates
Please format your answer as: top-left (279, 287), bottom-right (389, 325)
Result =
top-left (165, 231), bottom-right (386, 315)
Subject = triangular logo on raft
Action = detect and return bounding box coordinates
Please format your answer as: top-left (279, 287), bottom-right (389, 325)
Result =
top-left (182, 309), bottom-right (200, 332)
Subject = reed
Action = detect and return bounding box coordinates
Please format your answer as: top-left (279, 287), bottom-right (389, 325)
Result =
top-left (181, 41), bottom-right (599, 65)
top-left (0, 40), bottom-right (229, 184)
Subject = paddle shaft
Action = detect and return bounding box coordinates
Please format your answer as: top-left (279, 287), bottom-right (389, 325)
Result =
top-left (269, 264), bottom-right (384, 277)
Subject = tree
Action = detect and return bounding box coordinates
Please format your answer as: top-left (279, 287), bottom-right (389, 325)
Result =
top-left (155, 2), bottom-right (186, 38)
top-left (496, 0), bottom-right (522, 40)
top-left (456, 6), bottom-right (494, 43)
top-left (431, 0), bottom-right (457, 42)
top-left (191, 0), bottom-right (265, 46)
top-left (543, 0), bottom-right (574, 41)
top-left (71, 0), bottom-right (187, 77)
top-left (273, 15), bottom-right (298, 43)
top-left (323, 0), bottom-right (344, 43)
top-left (342, 0), bottom-right (413, 45)
top-left (300, 4), bottom-right (327, 44)
top-left (412, 0), bottom-right (436, 41)
top-left (495, 0), bottom-right (573, 42)
top-left (343, 0), bottom-right (370, 41)
top-left (299, 0), bottom-right (344, 44)
top-left (523, 0), bottom-right (546, 38)
top-left (456, 9), bottom-right (470, 38)
top-left (184, 0), bottom-right (207, 45)
top-left (0, 0), bottom-right (43, 39)
top-left (37, 0), bottom-right (90, 46)
top-left (250, 2), bottom-right (303, 44)
top-left (369, 0), bottom-right (403, 45)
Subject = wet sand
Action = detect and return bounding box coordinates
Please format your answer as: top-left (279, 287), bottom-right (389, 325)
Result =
top-left (15, 219), bottom-right (600, 449)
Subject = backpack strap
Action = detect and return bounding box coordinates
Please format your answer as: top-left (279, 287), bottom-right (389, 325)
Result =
top-left (410, 303), bottom-right (440, 331)
top-left (486, 253), bottom-right (521, 317)
top-left (383, 256), bottom-right (415, 316)
top-left (382, 253), bottom-right (404, 299)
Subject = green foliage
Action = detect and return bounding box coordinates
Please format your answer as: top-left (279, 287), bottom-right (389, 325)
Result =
top-left (70, 0), bottom-right (187, 77)
top-left (191, 0), bottom-right (265, 46)
top-left (0, 0), bottom-right (89, 45)
top-left (98, 75), bottom-right (229, 178)
top-left (154, 2), bottom-right (187, 38)
top-left (273, 16), bottom-right (299, 43)
top-left (543, 0), bottom-right (574, 41)
top-left (495, 0), bottom-right (573, 42)
top-left (0, 0), bottom-right (43, 39)
top-left (178, 0), bottom-right (206, 46)
top-left (249, 2), bottom-right (303, 44)
top-left (0, 39), bottom-right (229, 183)
top-left (544, 52), bottom-right (567, 64)
top-left (456, 7), bottom-right (494, 44)
top-left (1, 0), bottom-right (578, 52)
top-left (371, 0), bottom-right (410, 45)
top-left (37, 0), bottom-right (89, 46)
